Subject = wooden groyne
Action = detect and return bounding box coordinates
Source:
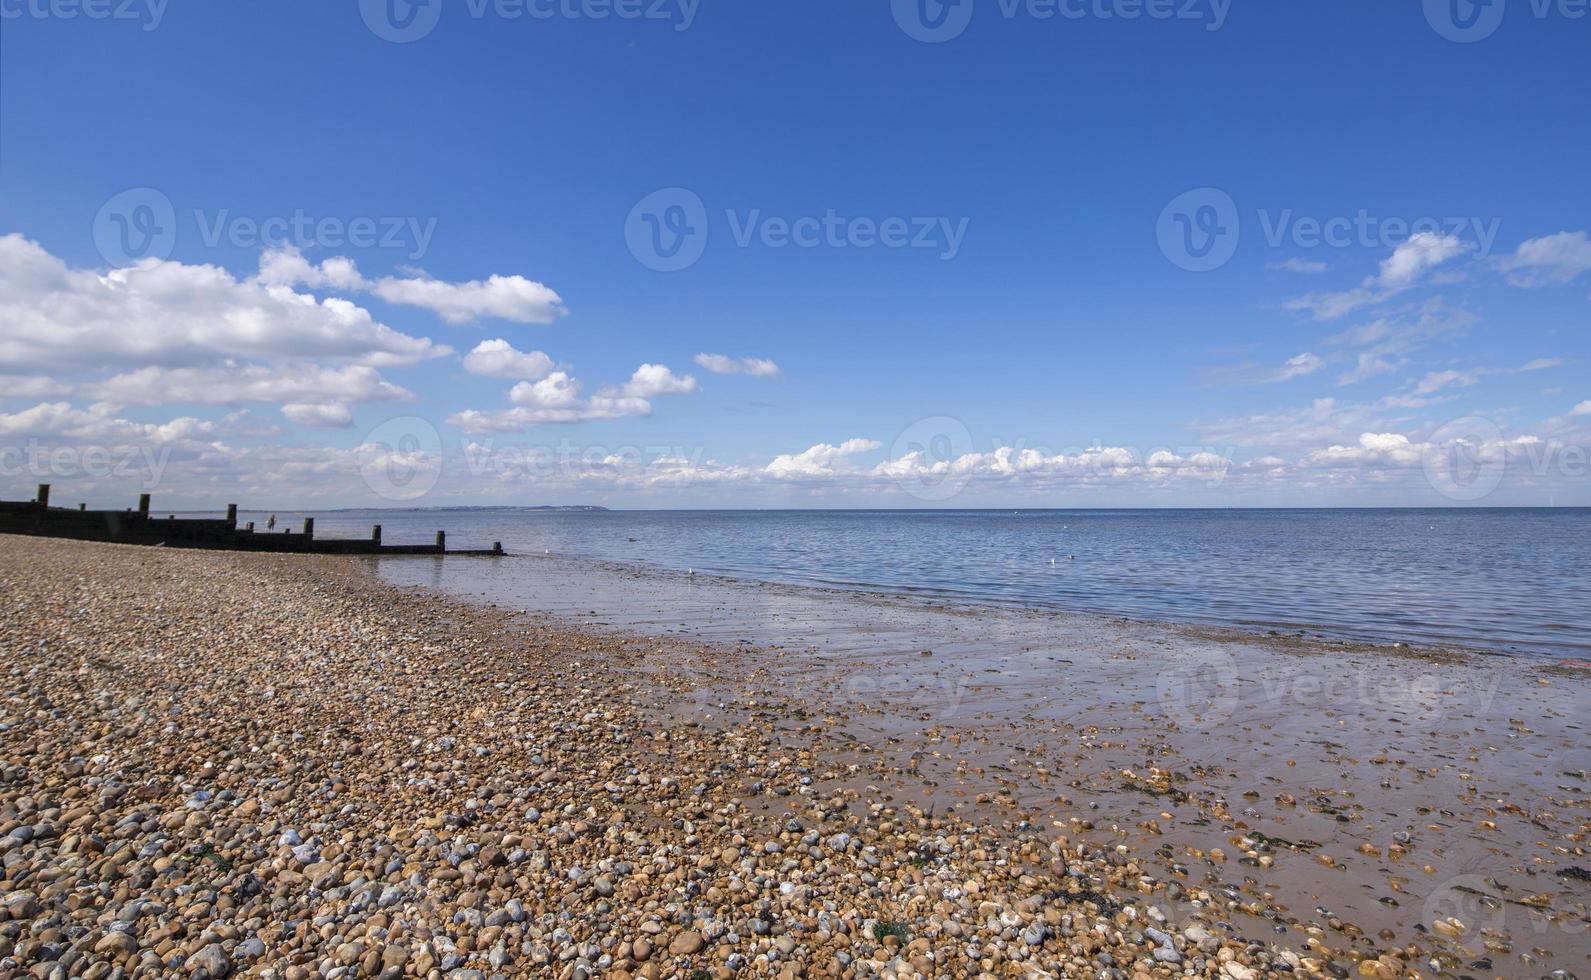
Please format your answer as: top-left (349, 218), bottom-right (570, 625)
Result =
top-left (0, 485), bottom-right (504, 557)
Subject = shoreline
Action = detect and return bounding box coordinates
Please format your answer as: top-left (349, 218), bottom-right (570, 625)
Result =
top-left (2, 536), bottom-right (1586, 979)
top-left (384, 550), bottom-right (1550, 666)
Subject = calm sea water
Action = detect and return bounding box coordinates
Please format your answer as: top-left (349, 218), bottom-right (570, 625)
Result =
top-left (240, 508), bottom-right (1590, 658)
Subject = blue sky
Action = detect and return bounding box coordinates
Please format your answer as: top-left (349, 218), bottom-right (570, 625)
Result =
top-left (1, 0), bottom-right (1588, 507)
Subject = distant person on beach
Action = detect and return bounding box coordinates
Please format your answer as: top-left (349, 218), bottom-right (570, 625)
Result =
top-left (267, 515), bottom-right (276, 530)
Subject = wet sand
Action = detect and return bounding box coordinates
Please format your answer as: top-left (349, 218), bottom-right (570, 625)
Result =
top-left (380, 552), bottom-right (1591, 976)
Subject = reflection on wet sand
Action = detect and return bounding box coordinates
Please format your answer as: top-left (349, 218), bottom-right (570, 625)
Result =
top-left (382, 552), bottom-right (1591, 973)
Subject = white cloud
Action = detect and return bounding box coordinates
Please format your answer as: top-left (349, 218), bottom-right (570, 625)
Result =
top-left (0, 235), bottom-right (445, 374)
top-left (281, 402), bottom-right (355, 428)
top-left (1274, 352), bottom-right (1324, 382)
top-left (257, 248), bottom-right (364, 291)
top-left (510, 372), bottom-right (583, 410)
top-left (447, 371), bottom-right (655, 433)
top-left (0, 375), bottom-right (71, 399)
top-left (1329, 301), bottom-right (1476, 386)
top-left (462, 339), bottom-right (555, 380)
top-left (1411, 369), bottom-right (1478, 396)
top-left (1285, 233), bottom-right (1471, 321)
top-left (257, 245), bottom-right (567, 325)
top-left (0, 401), bottom-right (216, 443)
top-left (1266, 258), bottom-right (1328, 274)
top-left (1497, 231), bottom-right (1591, 287)
top-left (1571, 400), bottom-right (1591, 417)
top-left (91, 363), bottom-right (411, 407)
top-left (618, 363), bottom-right (699, 398)
top-left (1409, 358), bottom-right (1563, 396)
top-left (765, 438), bottom-right (881, 478)
top-left (694, 353), bottom-right (782, 377)
top-left (370, 273), bottom-right (565, 326)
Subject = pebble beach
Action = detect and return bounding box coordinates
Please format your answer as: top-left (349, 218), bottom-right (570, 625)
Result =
top-left (1, 536), bottom-right (1586, 979)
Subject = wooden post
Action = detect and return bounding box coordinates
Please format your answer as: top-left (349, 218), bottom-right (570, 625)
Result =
top-left (247, 522), bottom-right (255, 532)
top-left (435, 530), bottom-right (446, 553)
top-left (303, 517), bottom-right (315, 539)
top-left (79, 503), bottom-right (86, 511)
top-left (226, 504), bottom-right (238, 524)
top-left (137, 494), bottom-right (151, 517)
top-left (371, 525), bottom-right (382, 545)
top-left (35, 484), bottom-right (49, 508)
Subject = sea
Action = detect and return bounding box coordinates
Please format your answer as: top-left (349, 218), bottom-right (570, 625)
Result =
top-left (230, 507), bottom-right (1591, 659)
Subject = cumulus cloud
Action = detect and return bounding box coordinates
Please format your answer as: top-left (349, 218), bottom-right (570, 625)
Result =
top-left (765, 438), bottom-right (881, 478)
top-left (281, 402), bottom-right (355, 428)
top-left (257, 246), bottom-right (566, 326)
top-left (91, 363), bottom-right (411, 407)
top-left (370, 273), bottom-right (566, 326)
top-left (1285, 233), bottom-right (1471, 321)
top-left (0, 401), bottom-right (217, 443)
top-left (694, 353), bottom-right (781, 377)
top-left (509, 372), bottom-right (584, 410)
top-left (1497, 231), bottom-right (1591, 287)
top-left (462, 340), bottom-right (555, 380)
top-left (0, 375), bottom-right (71, 399)
top-left (873, 444), bottom-right (1231, 486)
top-left (617, 364), bottom-right (699, 398)
top-left (447, 371), bottom-right (655, 433)
top-left (1572, 400), bottom-right (1591, 417)
top-left (0, 235), bottom-right (445, 374)
top-left (1305, 432), bottom-right (1421, 466)
top-left (256, 248), bottom-right (364, 291)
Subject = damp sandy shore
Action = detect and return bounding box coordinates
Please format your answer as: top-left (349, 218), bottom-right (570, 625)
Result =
top-left (0, 537), bottom-right (1585, 979)
top-left (379, 552), bottom-right (1591, 976)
